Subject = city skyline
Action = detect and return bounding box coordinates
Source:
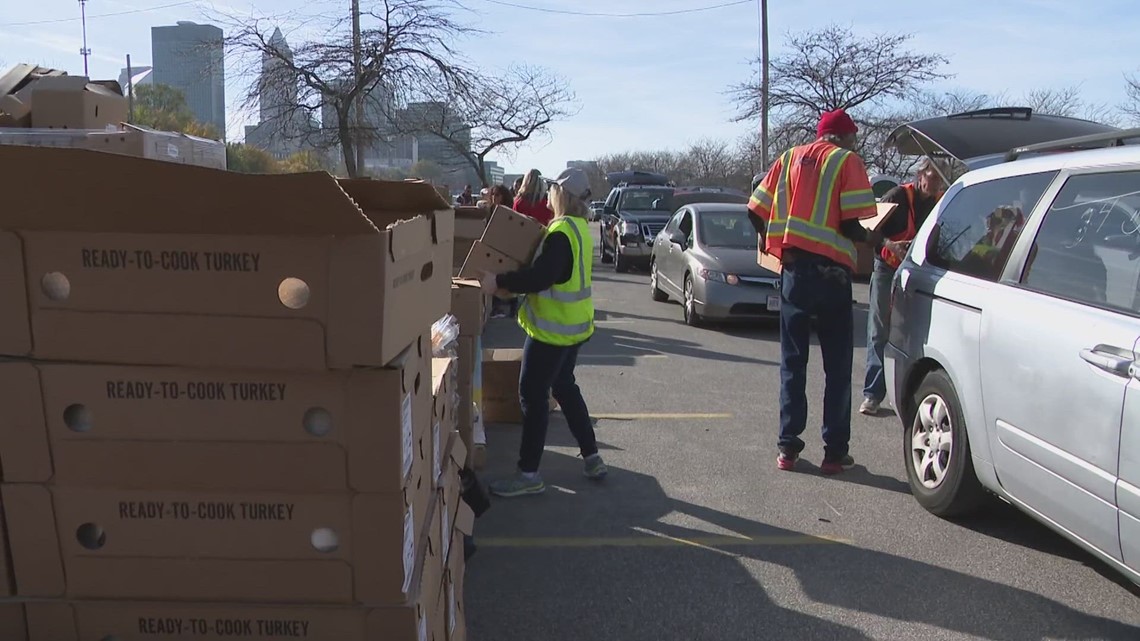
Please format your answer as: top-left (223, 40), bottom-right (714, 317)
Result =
top-left (3, 0), bottom-right (1140, 177)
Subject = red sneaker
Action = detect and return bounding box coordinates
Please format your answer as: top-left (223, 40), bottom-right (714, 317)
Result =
top-left (821, 455), bottom-right (855, 475)
top-left (777, 452), bottom-right (798, 471)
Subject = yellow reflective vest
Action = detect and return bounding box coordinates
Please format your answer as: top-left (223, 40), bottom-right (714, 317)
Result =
top-left (518, 215), bottom-right (594, 345)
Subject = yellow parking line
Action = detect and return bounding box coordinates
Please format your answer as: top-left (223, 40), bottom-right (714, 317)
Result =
top-left (479, 534), bottom-right (851, 548)
top-left (580, 353), bottom-right (668, 359)
top-left (592, 412), bottom-right (733, 420)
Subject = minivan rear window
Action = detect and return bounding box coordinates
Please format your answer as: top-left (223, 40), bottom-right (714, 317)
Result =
top-left (926, 171), bottom-right (1058, 281)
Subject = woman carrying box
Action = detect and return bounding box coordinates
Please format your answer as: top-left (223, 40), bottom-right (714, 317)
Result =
top-left (478, 167), bottom-right (605, 497)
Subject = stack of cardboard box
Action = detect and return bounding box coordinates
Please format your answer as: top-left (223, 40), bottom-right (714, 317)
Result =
top-left (447, 205), bottom-right (551, 464)
top-left (0, 145), bottom-right (470, 640)
top-left (0, 64), bottom-right (226, 170)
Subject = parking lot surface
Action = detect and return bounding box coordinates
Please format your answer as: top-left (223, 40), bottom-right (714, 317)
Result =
top-left (467, 229), bottom-right (1140, 641)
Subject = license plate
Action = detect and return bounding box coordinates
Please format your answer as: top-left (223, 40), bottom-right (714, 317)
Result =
top-left (766, 295), bottom-right (780, 311)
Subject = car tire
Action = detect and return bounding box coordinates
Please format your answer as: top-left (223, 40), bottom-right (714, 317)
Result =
top-left (683, 274), bottom-right (702, 326)
top-left (600, 242), bottom-right (614, 264)
top-left (615, 251), bottom-right (630, 273)
top-left (650, 261), bottom-right (668, 302)
top-left (905, 369), bottom-right (988, 518)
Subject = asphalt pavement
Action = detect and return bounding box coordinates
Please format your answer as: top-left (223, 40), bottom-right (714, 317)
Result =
top-left (465, 227), bottom-right (1140, 641)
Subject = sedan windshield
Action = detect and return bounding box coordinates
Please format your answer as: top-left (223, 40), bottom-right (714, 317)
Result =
top-left (698, 211), bottom-right (756, 248)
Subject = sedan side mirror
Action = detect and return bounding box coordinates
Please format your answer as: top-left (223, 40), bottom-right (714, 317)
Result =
top-left (668, 229), bottom-right (687, 246)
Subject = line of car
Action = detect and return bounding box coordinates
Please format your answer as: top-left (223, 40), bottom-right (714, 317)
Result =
top-left (595, 171), bottom-right (783, 325)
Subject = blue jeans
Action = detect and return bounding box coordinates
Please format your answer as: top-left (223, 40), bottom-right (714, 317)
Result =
top-left (863, 259), bottom-right (895, 402)
top-left (778, 252), bottom-right (854, 462)
top-left (517, 337), bottom-right (598, 473)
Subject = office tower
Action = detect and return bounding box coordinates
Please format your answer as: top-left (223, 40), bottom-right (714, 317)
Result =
top-left (151, 21), bottom-right (225, 138)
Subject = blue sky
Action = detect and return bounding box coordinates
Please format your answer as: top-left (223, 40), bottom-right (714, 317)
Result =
top-left (3, 0), bottom-right (1139, 176)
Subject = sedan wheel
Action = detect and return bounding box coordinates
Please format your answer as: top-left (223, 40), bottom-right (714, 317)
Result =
top-left (904, 369), bottom-right (987, 517)
top-left (683, 275), bottom-right (702, 326)
top-left (650, 262), bottom-right (668, 302)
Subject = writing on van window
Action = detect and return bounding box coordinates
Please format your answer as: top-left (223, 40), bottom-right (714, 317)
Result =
top-left (1045, 188), bottom-right (1140, 245)
top-left (81, 249), bottom-right (261, 272)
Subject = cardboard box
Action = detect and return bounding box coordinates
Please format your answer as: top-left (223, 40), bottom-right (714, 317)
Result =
top-left (455, 337), bottom-right (479, 456)
top-left (0, 146), bottom-right (453, 370)
top-left (757, 250), bottom-right (782, 274)
top-left (479, 205), bottom-right (545, 264)
top-left (452, 207), bottom-right (489, 242)
top-left (457, 241), bottom-right (521, 280)
top-left (0, 335), bottom-right (432, 492)
top-left (858, 202), bottom-right (899, 232)
top-left (482, 348), bottom-right (523, 424)
top-left (0, 525), bottom-right (448, 640)
top-left (85, 124), bottom-right (227, 170)
top-left (438, 431), bottom-right (468, 566)
top-left (450, 279), bottom-right (489, 337)
top-left (28, 76), bottom-right (128, 130)
top-left (0, 94), bottom-right (31, 127)
top-left (431, 357), bottom-right (458, 488)
top-left (1, 480), bottom-right (438, 605)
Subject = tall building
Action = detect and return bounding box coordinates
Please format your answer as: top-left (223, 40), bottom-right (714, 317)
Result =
top-left (404, 101), bottom-right (477, 187)
top-left (245, 28), bottom-right (313, 159)
top-left (151, 21), bottom-right (226, 138)
top-left (483, 160), bottom-right (505, 187)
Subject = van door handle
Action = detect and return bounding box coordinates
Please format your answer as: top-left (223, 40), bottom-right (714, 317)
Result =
top-left (1080, 347), bottom-right (1133, 377)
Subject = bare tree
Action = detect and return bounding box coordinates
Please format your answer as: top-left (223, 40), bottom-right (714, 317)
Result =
top-left (1122, 74), bottom-right (1140, 124)
top-left (219, 0), bottom-right (476, 178)
top-left (729, 24), bottom-right (949, 123)
top-left (401, 64), bottom-right (578, 187)
top-left (1020, 85), bottom-right (1120, 124)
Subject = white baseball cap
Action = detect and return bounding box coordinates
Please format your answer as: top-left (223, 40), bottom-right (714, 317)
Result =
top-left (547, 168), bottom-right (591, 200)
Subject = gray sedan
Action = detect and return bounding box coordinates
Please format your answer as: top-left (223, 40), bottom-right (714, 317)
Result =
top-left (649, 203), bottom-right (780, 326)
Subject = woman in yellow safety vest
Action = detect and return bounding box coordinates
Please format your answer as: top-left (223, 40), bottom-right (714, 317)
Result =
top-left (478, 167), bottom-right (605, 497)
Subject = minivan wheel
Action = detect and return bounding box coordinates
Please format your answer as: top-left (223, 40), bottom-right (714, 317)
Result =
top-left (614, 251), bottom-right (630, 273)
top-left (905, 369), bottom-right (987, 518)
top-left (650, 261), bottom-right (668, 302)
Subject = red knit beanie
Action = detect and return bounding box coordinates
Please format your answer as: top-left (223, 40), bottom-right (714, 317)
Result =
top-left (817, 109), bottom-right (858, 138)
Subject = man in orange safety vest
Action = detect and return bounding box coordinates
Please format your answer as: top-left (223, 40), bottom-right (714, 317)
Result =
top-left (748, 108), bottom-right (884, 475)
top-left (860, 158), bottom-right (946, 416)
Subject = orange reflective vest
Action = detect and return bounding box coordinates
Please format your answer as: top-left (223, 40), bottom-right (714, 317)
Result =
top-left (748, 140), bottom-right (877, 271)
top-left (880, 183), bottom-right (917, 269)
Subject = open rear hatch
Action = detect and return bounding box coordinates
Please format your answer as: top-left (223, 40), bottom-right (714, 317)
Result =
top-left (886, 107), bottom-right (1129, 176)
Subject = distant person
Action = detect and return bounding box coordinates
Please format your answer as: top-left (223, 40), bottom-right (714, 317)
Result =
top-left (457, 185), bottom-right (475, 206)
top-left (478, 167), bottom-right (604, 497)
top-left (860, 158), bottom-right (945, 416)
top-left (513, 169), bottom-right (555, 226)
top-left (749, 108), bottom-right (883, 476)
top-left (513, 176), bottom-right (525, 199)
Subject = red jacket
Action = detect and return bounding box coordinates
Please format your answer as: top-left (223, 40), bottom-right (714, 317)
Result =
top-left (513, 196), bottom-right (554, 226)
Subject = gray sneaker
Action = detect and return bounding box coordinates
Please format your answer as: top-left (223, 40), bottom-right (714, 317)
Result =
top-left (489, 471), bottom-right (545, 497)
top-left (859, 397), bottom-right (881, 415)
top-left (583, 454), bottom-right (608, 480)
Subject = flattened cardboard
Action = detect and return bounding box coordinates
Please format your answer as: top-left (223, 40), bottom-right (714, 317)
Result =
top-left (85, 123), bottom-right (227, 170)
top-left (450, 279), bottom-right (489, 337)
top-left (858, 202), bottom-right (899, 232)
top-left (2, 482), bottom-right (437, 605)
top-left (479, 205), bottom-right (545, 264)
top-left (457, 241), bottom-right (521, 280)
top-left (0, 147), bottom-right (451, 370)
top-left (0, 335), bottom-right (432, 492)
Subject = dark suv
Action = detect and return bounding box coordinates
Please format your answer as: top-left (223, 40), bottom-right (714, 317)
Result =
top-left (599, 171), bottom-right (676, 272)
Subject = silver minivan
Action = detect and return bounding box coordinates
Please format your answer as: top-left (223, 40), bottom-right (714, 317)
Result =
top-left (886, 129), bottom-right (1140, 586)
